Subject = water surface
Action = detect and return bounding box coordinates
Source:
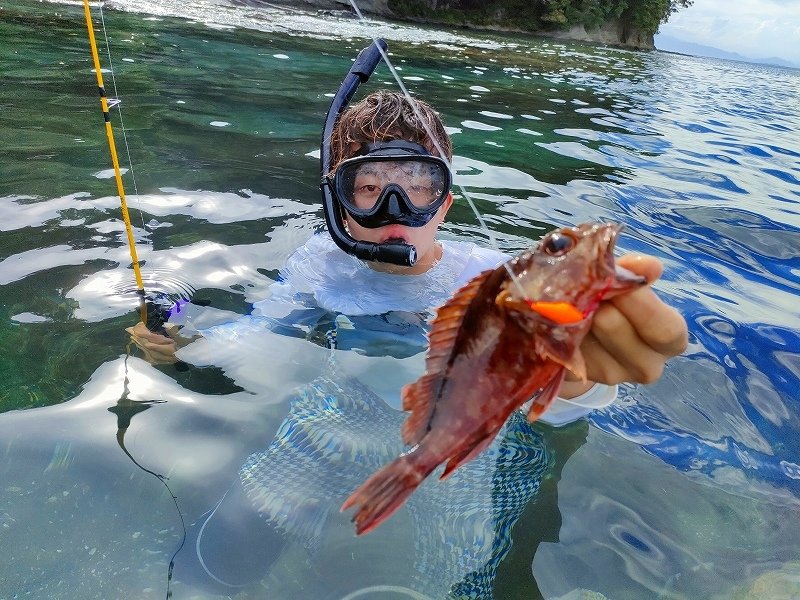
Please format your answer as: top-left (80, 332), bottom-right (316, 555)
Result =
top-left (1, 1), bottom-right (799, 599)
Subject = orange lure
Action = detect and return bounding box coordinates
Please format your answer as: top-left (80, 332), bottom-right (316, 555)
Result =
top-left (341, 223), bottom-right (646, 535)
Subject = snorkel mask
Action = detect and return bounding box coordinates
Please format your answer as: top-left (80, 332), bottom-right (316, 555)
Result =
top-left (320, 39), bottom-right (450, 266)
top-left (328, 140), bottom-right (451, 229)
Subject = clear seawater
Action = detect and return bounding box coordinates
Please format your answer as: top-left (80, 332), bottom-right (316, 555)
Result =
top-left (1, 1), bottom-right (799, 599)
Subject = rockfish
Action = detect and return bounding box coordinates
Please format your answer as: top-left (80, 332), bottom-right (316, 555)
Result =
top-left (341, 223), bottom-right (646, 535)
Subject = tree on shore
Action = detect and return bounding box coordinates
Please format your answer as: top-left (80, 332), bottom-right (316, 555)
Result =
top-left (387, 0), bottom-right (694, 40)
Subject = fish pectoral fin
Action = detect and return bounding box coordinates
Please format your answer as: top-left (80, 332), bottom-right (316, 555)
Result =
top-left (401, 373), bottom-right (441, 445)
top-left (563, 347), bottom-right (587, 383)
top-left (534, 336), bottom-right (587, 383)
top-left (526, 369), bottom-right (566, 422)
top-left (426, 268), bottom-right (495, 374)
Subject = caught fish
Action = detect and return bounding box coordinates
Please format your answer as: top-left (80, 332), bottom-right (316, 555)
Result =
top-left (341, 222), bottom-right (646, 535)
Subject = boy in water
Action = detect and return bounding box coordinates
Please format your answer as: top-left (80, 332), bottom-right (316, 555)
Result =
top-left (128, 90), bottom-right (687, 401)
top-left (126, 90), bottom-right (688, 594)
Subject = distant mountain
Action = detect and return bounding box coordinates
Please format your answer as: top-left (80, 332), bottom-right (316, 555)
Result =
top-left (654, 33), bottom-right (800, 70)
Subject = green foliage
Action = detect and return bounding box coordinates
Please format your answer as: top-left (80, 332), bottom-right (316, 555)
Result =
top-left (621, 0), bottom-right (693, 33)
top-left (387, 0), bottom-right (693, 38)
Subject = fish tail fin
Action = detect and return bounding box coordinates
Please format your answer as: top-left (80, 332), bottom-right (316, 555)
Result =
top-left (341, 450), bottom-right (436, 536)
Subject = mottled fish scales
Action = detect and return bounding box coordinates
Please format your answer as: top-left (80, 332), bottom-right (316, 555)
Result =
top-left (401, 269), bottom-right (497, 446)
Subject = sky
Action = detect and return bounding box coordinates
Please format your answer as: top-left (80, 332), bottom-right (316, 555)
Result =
top-left (656, 0), bottom-right (800, 65)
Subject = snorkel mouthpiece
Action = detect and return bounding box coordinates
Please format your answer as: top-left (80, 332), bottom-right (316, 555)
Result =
top-left (357, 240), bottom-right (417, 266)
top-left (320, 39), bottom-right (418, 267)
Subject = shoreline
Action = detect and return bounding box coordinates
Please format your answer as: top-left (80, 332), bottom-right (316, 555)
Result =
top-left (250, 0), bottom-right (655, 50)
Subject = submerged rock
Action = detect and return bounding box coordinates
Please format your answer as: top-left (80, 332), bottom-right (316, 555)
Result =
top-left (731, 562), bottom-right (800, 600)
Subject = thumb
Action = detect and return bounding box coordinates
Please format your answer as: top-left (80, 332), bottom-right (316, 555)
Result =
top-left (617, 254), bottom-right (663, 285)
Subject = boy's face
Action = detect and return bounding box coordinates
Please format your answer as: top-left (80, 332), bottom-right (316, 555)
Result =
top-left (339, 140), bottom-right (453, 273)
top-left (344, 192), bottom-right (453, 274)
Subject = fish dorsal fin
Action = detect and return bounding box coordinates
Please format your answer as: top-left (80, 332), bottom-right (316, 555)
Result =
top-left (401, 269), bottom-right (495, 446)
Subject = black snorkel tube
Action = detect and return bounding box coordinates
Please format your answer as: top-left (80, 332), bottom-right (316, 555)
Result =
top-left (320, 38), bottom-right (417, 267)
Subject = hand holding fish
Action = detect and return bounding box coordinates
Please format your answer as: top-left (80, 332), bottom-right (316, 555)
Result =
top-left (341, 223), bottom-right (688, 535)
top-left (559, 253), bottom-right (688, 398)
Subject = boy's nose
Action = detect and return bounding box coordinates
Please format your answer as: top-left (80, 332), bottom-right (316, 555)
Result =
top-left (386, 193), bottom-right (402, 215)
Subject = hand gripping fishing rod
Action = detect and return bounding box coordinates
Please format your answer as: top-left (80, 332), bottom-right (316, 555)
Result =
top-left (320, 38), bottom-right (418, 267)
top-left (82, 0), bottom-right (150, 324)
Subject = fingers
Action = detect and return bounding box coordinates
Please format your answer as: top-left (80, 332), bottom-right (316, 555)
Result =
top-left (579, 331), bottom-right (649, 385)
top-left (612, 255), bottom-right (688, 358)
top-left (126, 323), bottom-right (174, 345)
top-left (576, 253), bottom-right (689, 387)
top-left (616, 254), bottom-right (663, 285)
top-left (141, 346), bottom-right (179, 365)
top-left (610, 254), bottom-right (689, 356)
top-left (612, 292), bottom-right (688, 357)
top-left (586, 307), bottom-right (666, 384)
top-left (126, 322), bottom-right (178, 364)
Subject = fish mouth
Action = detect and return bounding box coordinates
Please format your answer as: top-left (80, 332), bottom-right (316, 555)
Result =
top-left (600, 223), bottom-right (647, 292)
top-left (600, 222), bottom-right (624, 252)
top-left (614, 263), bottom-right (646, 284)
top-left (597, 222), bottom-right (624, 267)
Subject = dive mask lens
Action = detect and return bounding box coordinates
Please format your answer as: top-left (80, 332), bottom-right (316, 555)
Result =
top-left (334, 154), bottom-right (450, 218)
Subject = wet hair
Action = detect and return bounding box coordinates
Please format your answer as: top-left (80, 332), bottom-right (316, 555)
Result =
top-left (329, 90), bottom-right (453, 172)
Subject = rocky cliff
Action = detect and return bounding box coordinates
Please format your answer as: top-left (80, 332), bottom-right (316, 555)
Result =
top-left (541, 19), bottom-right (654, 49)
top-left (255, 0), bottom-right (655, 50)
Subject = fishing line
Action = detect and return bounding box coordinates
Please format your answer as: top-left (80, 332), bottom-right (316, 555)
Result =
top-left (113, 349), bottom-right (187, 600)
top-left (98, 2), bottom-right (148, 236)
top-left (346, 0), bottom-right (529, 298)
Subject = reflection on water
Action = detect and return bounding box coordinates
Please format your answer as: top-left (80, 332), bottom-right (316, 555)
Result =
top-left (1, 0), bottom-right (799, 598)
top-left (238, 369), bottom-right (554, 598)
top-left (0, 354), bottom-right (280, 597)
top-left (534, 428), bottom-right (800, 600)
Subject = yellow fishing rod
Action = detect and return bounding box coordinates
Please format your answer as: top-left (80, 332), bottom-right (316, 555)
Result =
top-left (82, 0), bottom-right (147, 324)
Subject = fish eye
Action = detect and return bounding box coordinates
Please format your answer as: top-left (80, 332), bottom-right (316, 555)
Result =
top-left (542, 232), bottom-right (576, 256)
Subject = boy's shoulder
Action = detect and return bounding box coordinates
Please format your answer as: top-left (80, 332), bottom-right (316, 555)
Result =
top-left (291, 233), bottom-right (508, 280)
top-left (271, 233), bottom-right (509, 315)
top-left (441, 239), bottom-right (508, 288)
